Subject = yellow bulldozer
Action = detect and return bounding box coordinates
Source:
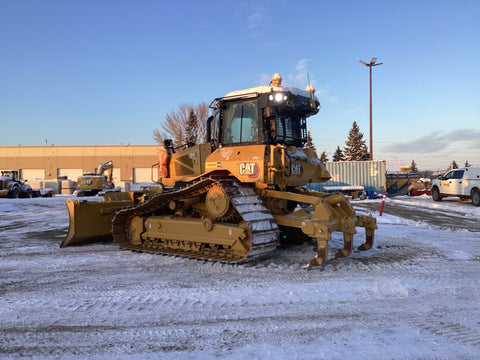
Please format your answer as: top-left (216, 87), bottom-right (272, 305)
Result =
top-left (62, 74), bottom-right (377, 267)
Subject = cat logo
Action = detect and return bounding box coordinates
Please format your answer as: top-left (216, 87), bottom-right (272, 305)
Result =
top-left (239, 162), bottom-right (259, 178)
top-left (291, 163), bottom-right (303, 177)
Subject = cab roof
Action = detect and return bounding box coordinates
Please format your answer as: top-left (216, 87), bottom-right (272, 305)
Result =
top-left (224, 85), bottom-right (318, 102)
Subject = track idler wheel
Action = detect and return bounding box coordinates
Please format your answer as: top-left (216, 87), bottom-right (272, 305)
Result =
top-left (205, 184), bottom-right (230, 217)
top-left (205, 184), bottom-right (235, 220)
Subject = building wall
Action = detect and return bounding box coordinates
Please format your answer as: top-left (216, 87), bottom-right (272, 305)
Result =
top-left (0, 145), bottom-right (162, 182)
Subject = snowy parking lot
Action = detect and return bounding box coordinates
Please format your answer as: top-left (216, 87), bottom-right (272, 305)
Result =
top-left (1, 195), bottom-right (479, 359)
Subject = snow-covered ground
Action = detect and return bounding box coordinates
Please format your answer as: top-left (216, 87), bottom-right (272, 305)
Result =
top-left (0, 195), bottom-right (479, 359)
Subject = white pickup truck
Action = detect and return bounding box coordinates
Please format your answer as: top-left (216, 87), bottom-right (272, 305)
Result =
top-left (431, 167), bottom-right (480, 206)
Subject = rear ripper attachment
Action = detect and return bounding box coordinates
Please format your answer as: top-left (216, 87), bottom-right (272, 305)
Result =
top-left (258, 188), bottom-right (377, 268)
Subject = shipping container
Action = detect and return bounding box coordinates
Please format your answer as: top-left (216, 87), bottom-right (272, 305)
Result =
top-left (308, 160), bottom-right (386, 195)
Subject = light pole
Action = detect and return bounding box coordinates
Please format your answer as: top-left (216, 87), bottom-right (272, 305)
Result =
top-left (359, 57), bottom-right (382, 160)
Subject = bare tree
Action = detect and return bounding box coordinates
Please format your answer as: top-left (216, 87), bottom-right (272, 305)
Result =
top-left (319, 151), bottom-right (328, 163)
top-left (153, 102), bottom-right (209, 147)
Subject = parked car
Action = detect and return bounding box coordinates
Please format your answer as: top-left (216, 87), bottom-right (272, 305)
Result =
top-left (431, 167), bottom-right (480, 206)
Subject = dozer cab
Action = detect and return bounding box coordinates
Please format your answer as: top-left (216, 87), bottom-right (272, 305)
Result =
top-left (63, 74), bottom-right (377, 267)
top-left (76, 160), bottom-right (116, 197)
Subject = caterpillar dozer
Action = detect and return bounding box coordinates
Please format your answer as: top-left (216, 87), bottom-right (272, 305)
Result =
top-left (62, 74), bottom-right (377, 267)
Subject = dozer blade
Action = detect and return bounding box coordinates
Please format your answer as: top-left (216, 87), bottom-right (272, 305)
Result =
top-left (61, 192), bottom-right (134, 247)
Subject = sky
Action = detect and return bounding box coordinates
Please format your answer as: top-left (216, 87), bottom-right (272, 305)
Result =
top-left (1, 0), bottom-right (479, 171)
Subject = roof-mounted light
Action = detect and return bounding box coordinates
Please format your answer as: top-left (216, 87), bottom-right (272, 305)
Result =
top-left (269, 93), bottom-right (288, 102)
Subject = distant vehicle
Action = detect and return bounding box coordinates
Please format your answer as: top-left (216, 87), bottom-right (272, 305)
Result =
top-left (431, 167), bottom-right (480, 206)
top-left (408, 178), bottom-right (431, 196)
top-left (0, 170), bottom-right (34, 198)
top-left (76, 160), bottom-right (116, 197)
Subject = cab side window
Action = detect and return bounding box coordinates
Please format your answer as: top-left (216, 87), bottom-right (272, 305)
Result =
top-left (445, 170), bottom-right (465, 179)
top-left (453, 170), bottom-right (464, 179)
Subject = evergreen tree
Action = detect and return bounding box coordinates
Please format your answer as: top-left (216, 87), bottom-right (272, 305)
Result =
top-left (410, 160), bottom-right (418, 172)
top-left (332, 146), bottom-right (345, 162)
top-left (186, 108), bottom-right (198, 144)
top-left (319, 151), bottom-right (328, 163)
top-left (344, 121), bottom-right (369, 161)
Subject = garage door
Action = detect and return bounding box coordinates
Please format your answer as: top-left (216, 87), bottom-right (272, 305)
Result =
top-left (21, 169), bottom-right (45, 180)
top-left (132, 168), bottom-right (152, 183)
top-left (57, 169), bottom-right (83, 181)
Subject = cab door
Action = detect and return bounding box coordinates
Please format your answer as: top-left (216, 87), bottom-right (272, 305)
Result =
top-left (441, 169), bottom-right (464, 196)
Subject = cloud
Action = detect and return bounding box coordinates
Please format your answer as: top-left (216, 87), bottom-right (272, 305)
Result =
top-left (315, 84), bottom-right (339, 103)
top-left (382, 131), bottom-right (446, 153)
top-left (247, 5), bottom-right (265, 30)
top-left (256, 60), bottom-right (312, 88)
top-left (296, 59), bottom-right (309, 72)
top-left (279, 59), bottom-right (311, 87)
top-left (381, 128), bottom-right (480, 154)
top-left (295, 59), bottom-right (310, 84)
top-left (438, 128), bottom-right (480, 148)
top-left (257, 72), bottom-right (273, 86)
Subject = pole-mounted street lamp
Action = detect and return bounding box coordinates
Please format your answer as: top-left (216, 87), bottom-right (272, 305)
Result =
top-left (359, 57), bottom-right (382, 161)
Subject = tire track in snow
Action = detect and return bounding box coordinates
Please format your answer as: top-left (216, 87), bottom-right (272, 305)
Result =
top-left (420, 320), bottom-right (480, 348)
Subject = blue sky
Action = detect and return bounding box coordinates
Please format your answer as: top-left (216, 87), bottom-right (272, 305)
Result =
top-left (1, 0), bottom-right (479, 171)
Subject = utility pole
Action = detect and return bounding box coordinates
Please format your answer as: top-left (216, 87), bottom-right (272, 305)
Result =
top-left (359, 57), bottom-right (383, 160)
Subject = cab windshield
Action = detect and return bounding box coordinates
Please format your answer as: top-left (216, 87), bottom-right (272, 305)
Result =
top-left (269, 115), bottom-right (307, 147)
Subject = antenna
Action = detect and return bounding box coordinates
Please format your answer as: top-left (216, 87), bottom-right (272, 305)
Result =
top-left (305, 72), bottom-right (315, 98)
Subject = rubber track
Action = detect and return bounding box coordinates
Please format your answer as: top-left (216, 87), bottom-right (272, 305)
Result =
top-left (112, 178), bottom-right (280, 263)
